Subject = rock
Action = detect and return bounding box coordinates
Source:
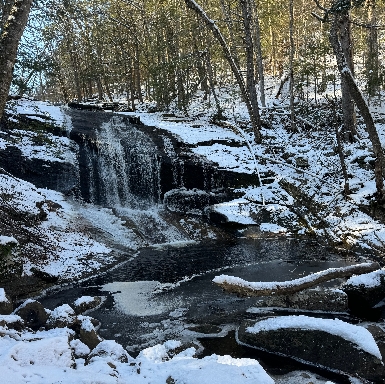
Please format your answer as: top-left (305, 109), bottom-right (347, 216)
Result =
top-left (0, 288), bottom-right (13, 315)
top-left (78, 316), bottom-right (102, 350)
top-left (0, 236), bottom-right (21, 282)
top-left (13, 299), bottom-right (49, 330)
top-left (237, 316), bottom-right (385, 381)
top-left (46, 304), bottom-right (76, 329)
top-left (70, 339), bottom-right (91, 359)
top-left (252, 288), bottom-right (348, 312)
top-left (366, 324), bottom-right (385, 362)
top-left (30, 267), bottom-right (59, 283)
top-left (164, 188), bottom-right (216, 215)
top-left (0, 315), bottom-right (24, 331)
top-left (86, 340), bottom-right (132, 365)
top-left (342, 269), bottom-right (385, 320)
top-left (73, 296), bottom-right (102, 315)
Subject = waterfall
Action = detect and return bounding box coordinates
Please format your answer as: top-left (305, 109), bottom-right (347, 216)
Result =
top-left (84, 116), bottom-right (161, 210)
top-left (77, 115), bottom-right (187, 245)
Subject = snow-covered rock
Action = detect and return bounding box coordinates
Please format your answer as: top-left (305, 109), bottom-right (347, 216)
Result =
top-left (237, 316), bottom-right (384, 381)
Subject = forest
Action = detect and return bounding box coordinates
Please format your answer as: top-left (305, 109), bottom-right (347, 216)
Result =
top-left (1, 1), bottom-right (383, 119)
top-left (2, 0), bottom-right (385, 199)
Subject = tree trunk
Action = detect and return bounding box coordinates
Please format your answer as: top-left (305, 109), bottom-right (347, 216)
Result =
top-left (205, 50), bottom-right (222, 117)
top-left (289, 0), bottom-right (296, 131)
top-left (330, 15), bottom-right (385, 200)
top-left (366, 0), bottom-right (379, 98)
top-left (214, 262), bottom-right (380, 297)
top-left (337, 11), bottom-right (357, 141)
top-left (134, 42), bottom-right (143, 103)
top-left (184, 0), bottom-right (262, 143)
top-left (251, 1), bottom-right (266, 108)
top-left (240, 0), bottom-right (261, 139)
top-left (0, 0), bottom-right (33, 121)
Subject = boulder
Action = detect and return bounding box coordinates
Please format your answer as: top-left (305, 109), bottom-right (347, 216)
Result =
top-left (252, 288), bottom-right (348, 312)
top-left (70, 339), bottom-right (91, 359)
top-left (237, 316), bottom-right (385, 381)
top-left (0, 236), bottom-right (21, 281)
top-left (78, 316), bottom-right (102, 350)
top-left (342, 269), bottom-right (385, 320)
top-left (30, 267), bottom-right (59, 283)
top-left (0, 315), bottom-right (24, 331)
top-left (46, 304), bottom-right (76, 329)
top-left (0, 288), bottom-right (13, 315)
top-left (73, 296), bottom-right (102, 315)
top-left (13, 299), bottom-right (49, 330)
top-left (164, 188), bottom-right (218, 215)
top-left (86, 340), bottom-right (132, 365)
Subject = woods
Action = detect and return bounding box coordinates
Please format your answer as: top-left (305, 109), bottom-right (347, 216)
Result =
top-left (1, 0), bottom-right (385, 196)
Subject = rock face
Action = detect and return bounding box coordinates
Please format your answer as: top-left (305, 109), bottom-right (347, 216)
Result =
top-left (237, 317), bottom-right (385, 381)
top-left (164, 188), bottom-right (227, 215)
top-left (0, 146), bottom-right (78, 195)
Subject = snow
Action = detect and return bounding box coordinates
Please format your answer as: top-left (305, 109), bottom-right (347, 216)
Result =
top-left (48, 304), bottom-right (75, 323)
top-left (0, 326), bottom-right (274, 384)
top-left (0, 236), bottom-right (18, 245)
top-left (70, 339), bottom-right (90, 358)
top-left (246, 315), bottom-right (382, 360)
top-left (0, 289), bottom-right (9, 303)
top-left (78, 316), bottom-right (95, 332)
top-left (74, 296), bottom-right (95, 306)
top-left (0, 315), bottom-right (22, 324)
top-left (260, 223), bottom-right (287, 233)
top-left (344, 269), bottom-right (385, 288)
top-left (101, 281), bottom-right (172, 316)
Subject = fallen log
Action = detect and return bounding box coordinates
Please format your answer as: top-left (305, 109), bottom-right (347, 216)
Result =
top-left (213, 262), bottom-right (380, 297)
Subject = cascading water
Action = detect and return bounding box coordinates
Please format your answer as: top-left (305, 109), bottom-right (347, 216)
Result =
top-left (78, 115), bottom-right (186, 245)
top-left (84, 116), bottom-right (161, 209)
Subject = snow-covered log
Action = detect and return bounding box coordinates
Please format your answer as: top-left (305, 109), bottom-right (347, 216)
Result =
top-left (213, 262), bottom-right (380, 297)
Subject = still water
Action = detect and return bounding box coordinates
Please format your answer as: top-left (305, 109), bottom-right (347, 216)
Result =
top-left (40, 236), bottom-right (355, 357)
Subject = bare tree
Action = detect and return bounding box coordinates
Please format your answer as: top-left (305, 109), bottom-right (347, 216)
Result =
top-left (0, 0), bottom-right (33, 120)
top-left (329, 14), bottom-right (385, 200)
top-left (184, 0), bottom-right (262, 143)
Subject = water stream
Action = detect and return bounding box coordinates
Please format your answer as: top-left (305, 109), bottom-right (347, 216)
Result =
top-left (41, 115), bottom-right (359, 382)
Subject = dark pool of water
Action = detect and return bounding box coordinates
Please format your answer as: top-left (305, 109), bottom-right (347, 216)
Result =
top-left (40, 236), bottom-right (355, 352)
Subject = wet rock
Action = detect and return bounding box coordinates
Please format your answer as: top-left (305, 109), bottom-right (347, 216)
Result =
top-left (164, 188), bottom-right (218, 215)
top-left (73, 296), bottom-right (102, 315)
top-left (13, 299), bottom-right (49, 330)
top-left (0, 315), bottom-right (24, 331)
top-left (86, 340), bottom-right (132, 365)
top-left (252, 288), bottom-right (348, 312)
top-left (0, 288), bottom-right (13, 315)
top-left (237, 317), bottom-right (385, 381)
top-left (47, 303), bottom-right (76, 329)
top-left (342, 269), bottom-right (385, 320)
top-left (78, 316), bottom-right (102, 350)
